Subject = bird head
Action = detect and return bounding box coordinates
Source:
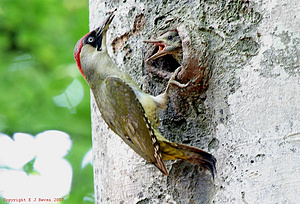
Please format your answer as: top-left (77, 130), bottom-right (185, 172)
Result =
top-left (144, 30), bottom-right (182, 63)
top-left (74, 11), bottom-right (115, 78)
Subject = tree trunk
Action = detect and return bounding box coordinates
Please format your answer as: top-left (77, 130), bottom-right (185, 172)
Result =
top-left (90, 0), bottom-right (300, 203)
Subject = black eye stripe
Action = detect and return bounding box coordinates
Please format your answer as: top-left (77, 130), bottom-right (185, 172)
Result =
top-left (85, 31), bottom-right (102, 51)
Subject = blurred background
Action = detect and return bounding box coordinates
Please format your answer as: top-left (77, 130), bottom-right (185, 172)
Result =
top-left (0, 0), bottom-right (93, 203)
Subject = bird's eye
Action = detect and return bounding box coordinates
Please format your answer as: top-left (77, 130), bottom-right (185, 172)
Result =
top-left (87, 36), bottom-right (94, 43)
top-left (168, 35), bottom-right (173, 40)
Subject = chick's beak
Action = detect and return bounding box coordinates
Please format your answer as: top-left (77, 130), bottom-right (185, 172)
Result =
top-left (144, 39), bottom-right (167, 61)
top-left (144, 39), bottom-right (178, 62)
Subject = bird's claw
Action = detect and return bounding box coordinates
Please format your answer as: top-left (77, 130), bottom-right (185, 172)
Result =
top-left (154, 66), bottom-right (191, 109)
top-left (168, 66), bottom-right (190, 90)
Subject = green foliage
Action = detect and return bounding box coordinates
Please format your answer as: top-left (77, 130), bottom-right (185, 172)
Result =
top-left (22, 157), bottom-right (39, 175)
top-left (0, 0), bottom-right (94, 202)
top-left (0, 0), bottom-right (90, 135)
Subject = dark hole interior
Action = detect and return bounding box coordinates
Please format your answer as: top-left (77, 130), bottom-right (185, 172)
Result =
top-left (146, 45), bottom-right (180, 75)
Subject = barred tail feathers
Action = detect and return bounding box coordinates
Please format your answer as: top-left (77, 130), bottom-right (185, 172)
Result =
top-left (159, 141), bottom-right (217, 178)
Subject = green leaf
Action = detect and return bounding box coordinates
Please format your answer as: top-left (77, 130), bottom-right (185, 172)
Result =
top-left (53, 78), bottom-right (84, 113)
top-left (23, 157), bottom-right (39, 175)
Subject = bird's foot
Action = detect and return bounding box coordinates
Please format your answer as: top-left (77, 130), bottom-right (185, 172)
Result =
top-left (152, 66), bottom-right (191, 110)
top-left (166, 66), bottom-right (190, 93)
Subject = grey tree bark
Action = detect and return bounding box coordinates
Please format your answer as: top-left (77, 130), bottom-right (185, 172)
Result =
top-left (89, 0), bottom-right (300, 203)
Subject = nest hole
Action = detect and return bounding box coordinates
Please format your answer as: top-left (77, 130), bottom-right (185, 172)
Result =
top-left (145, 46), bottom-right (180, 79)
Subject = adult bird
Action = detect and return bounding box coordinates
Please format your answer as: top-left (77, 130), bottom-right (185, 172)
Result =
top-left (74, 11), bottom-right (216, 177)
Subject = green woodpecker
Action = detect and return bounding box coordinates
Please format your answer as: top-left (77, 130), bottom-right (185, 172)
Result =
top-left (74, 12), bottom-right (216, 177)
top-left (144, 30), bottom-right (183, 64)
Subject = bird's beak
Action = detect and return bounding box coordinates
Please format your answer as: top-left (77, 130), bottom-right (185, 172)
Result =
top-left (144, 39), bottom-right (178, 62)
top-left (92, 9), bottom-right (116, 51)
top-left (95, 11), bottom-right (115, 38)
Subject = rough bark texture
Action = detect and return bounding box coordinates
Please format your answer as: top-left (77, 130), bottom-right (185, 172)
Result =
top-left (90, 0), bottom-right (300, 203)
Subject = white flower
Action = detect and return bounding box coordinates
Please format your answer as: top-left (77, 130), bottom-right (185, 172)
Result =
top-left (0, 130), bottom-right (73, 203)
top-left (81, 148), bottom-right (93, 169)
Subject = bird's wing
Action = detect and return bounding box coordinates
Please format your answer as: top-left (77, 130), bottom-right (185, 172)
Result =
top-left (98, 76), bottom-right (168, 175)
